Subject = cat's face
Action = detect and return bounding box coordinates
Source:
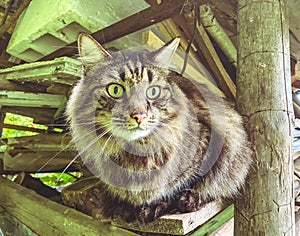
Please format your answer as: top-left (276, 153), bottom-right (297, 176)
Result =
top-left (74, 34), bottom-right (183, 143)
top-left (94, 65), bottom-right (176, 142)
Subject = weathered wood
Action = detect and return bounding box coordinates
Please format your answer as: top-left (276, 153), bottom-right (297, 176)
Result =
top-left (0, 123), bottom-right (47, 133)
top-left (0, 206), bottom-right (38, 236)
top-left (208, 218), bottom-right (234, 236)
top-left (112, 201), bottom-right (229, 235)
top-left (3, 134), bottom-right (77, 172)
top-left (200, 4), bottom-right (237, 67)
top-left (0, 176), bottom-right (138, 236)
top-left (190, 204), bottom-right (233, 236)
top-left (0, 57), bottom-right (81, 85)
top-left (41, 0), bottom-right (205, 61)
top-left (0, 0), bottom-right (32, 37)
top-left (0, 90), bottom-right (65, 108)
top-left (235, 0), bottom-right (294, 235)
top-left (1, 106), bottom-right (58, 124)
top-left (182, 10), bottom-right (236, 99)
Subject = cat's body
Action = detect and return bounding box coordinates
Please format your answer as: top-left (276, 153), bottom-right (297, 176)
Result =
top-left (66, 34), bottom-right (252, 223)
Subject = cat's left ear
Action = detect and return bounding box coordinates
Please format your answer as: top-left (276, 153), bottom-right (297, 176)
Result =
top-left (151, 37), bottom-right (180, 66)
top-left (78, 33), bottom-right (111, 70)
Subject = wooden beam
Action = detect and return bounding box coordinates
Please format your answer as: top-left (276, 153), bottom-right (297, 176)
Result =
top-left (112, 201), bottom-right (229, 235)
top-left (0, 0), bottom-right (32, 37)
top-left (0, 57), bottom-right (15, 69)
top-left (235, 0), bottom-right (294, 235)
top-left (0, 123), bottom-right (47, 133)
top-left (0, 177), bottom-right (137, 236)
top-left (181, 11), bottom-right (236, 99)
top-left (3, 133), bottom-right (76, 172)
top-left (0, 91), bottom-right (65, 108)
top-left (200, 4), bottom-right (237, 67)
top-left (0, 57), bottom-right (81, 85)
top-left (0, 106), bottom-right (58, 125)
top-left (41, 0), bottom-right (188, 61)
top-left (190, 204), bottom-right (234, 236)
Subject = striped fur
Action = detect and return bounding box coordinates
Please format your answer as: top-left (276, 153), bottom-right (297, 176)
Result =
top-left (66, 34), bottom-right (252, 223)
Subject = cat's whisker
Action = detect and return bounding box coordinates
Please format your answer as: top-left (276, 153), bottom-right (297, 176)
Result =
top-left (99, 130), bottom-right (115, 158)
top-left (36, 141), bottom-right (74, 173)
top-left (56, 126), bottom-right (114, 182)
top-left (38, 123), bottom-right (111, 173)
top-left (70, 122), bottom-right (111, 143)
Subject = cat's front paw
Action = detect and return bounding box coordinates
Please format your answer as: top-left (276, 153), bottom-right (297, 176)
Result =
top-left (137, 202), bottom-right (169, 224)
top-left (113, 205), bottom-right (137, 223)
top-left (177, 190), bottom-right (202, 212)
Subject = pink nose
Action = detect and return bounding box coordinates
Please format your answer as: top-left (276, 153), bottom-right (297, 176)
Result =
top-left (131, 112), bottom-right (148, 124)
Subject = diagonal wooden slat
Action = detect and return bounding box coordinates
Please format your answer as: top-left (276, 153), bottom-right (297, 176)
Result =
top-left (41, 0), bottom-right (209, 61)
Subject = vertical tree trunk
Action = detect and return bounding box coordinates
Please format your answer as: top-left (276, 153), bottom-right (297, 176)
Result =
top-left (234, 0), bottom-right (295, 235)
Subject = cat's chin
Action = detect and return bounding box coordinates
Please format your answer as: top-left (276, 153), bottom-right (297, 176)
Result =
top-left (113, 128), bottom-right (152, 142)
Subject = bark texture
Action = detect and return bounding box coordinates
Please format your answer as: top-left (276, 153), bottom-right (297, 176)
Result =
top-left (235, 0), bottom-right (295, 235)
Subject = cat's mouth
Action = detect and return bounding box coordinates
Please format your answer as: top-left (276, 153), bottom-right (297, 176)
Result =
top-left (113, 125), bottom-right (152, 141)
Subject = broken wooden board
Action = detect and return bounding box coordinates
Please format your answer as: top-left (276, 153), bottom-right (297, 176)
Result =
top-left (190, 204), bottom-right (233, 236)
top-left (0, 57), bottom-right (81, 85)
top-left (61, 176), bottom-right (104, 219)
top-left (41, 0), bottom-right (189, 61)
top-left (2, 133), bottom-right (78, 172)
top-left (0, 176), bottom-right (137, 236)
top-left (0, 90), bottom-right (65, 108)
top-left (0, 206), bottom-right (38, 236)
top-left (112, 201), bottom-right (229, 235)
top-left (0, 106), bottom-right (58, 125)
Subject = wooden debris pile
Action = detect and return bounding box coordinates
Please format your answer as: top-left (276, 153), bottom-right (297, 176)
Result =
top-left (0, 1), bottom-right (300, 235)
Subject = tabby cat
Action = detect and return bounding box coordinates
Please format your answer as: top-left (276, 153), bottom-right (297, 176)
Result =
top-left (66, 33), bottom-right (252, 223)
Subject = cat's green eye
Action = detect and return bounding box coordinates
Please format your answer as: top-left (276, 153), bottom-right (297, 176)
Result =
top-left (107, 83), bottom-right (125, 99)
top-left (146, 86), bottom-right (161, 100)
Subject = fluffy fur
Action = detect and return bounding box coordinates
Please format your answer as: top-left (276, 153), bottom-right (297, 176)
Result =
top-left (66, 34), bottom-right (252, 223)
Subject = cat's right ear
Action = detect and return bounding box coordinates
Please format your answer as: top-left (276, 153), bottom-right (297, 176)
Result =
top-left (78, 33), bottom-right (111, 70)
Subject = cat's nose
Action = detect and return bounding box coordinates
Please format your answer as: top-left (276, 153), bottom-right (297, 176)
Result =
top-left (131, 111), bottom-right (148, 124)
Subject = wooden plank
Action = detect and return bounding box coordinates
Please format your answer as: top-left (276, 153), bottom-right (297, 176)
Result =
top-left (182, 11), bottom-right (236, 100)
top-left (0, 57), bottom-right (81, 85)
top-left (3, 133), bottom-right (77, 172)
top-left (200, 4), bottom-right (237, 67)
top-left (112, 201), bottom-right (229, 235)
top-left (0, 91), bottom-right (65, 108)
top-left (0, 0), bottom-right (32, 37)
top-left (41, 0), bottom-right (190, 61)
top-left (0, 176), bottom-right (138, 236)
top-left (0, 123), bottom-right (47, 133)
top-left (174, 13), bottom-right (236, 100)
top-left (208, 218), bottom-right (234, 236)
top-left (1, 106), bottom-right (58, 125)
top-left (190, 204), bottom-right (233, 236)
top-left (235, 1), bottom-right (294, 235)
top-left (0, 206), bottom-right (38, 236)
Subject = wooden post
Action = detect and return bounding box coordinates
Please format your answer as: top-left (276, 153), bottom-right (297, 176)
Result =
top-left (235, 0), bottom-right (295, 235)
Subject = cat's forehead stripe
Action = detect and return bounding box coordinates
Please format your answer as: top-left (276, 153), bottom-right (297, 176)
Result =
top-left (121, 59), bottom-right (151, 83)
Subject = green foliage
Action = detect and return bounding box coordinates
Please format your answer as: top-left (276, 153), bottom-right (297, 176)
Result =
top-left (3, 113), bottom-right (47, 137)
top-left (1, 113), bottom-right (47, 152)
top-left (31, 172), bottom-right (82, 188)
